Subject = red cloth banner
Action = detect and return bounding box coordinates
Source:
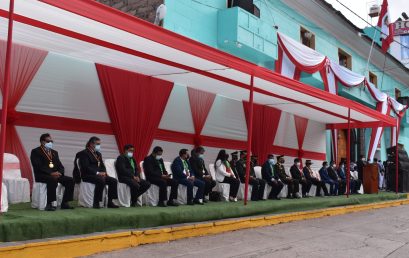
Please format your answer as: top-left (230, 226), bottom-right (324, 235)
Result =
top-left (243, 102), bottom-right (282, 161)
top-left (187, 87), bottom-right (215, 147)
top-left (0, 41), bottom-right (47, 185)
top-left (294, 115), bottom-right (309, 167)
top-left (96, 64), bottom-right (173, 165)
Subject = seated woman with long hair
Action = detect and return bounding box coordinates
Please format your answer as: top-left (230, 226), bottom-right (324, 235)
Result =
top-left (214, 150), bottom-right (240, 202)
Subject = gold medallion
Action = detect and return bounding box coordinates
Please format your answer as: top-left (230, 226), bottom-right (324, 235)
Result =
top-left (49, 162), bottom-right (54, 168)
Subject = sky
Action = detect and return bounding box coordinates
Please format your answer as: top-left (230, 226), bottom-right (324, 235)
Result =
top-left (324, 0), bottom-right (409, 28)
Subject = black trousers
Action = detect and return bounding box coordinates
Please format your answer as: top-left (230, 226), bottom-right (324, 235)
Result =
top-left (249, 177), bottom-right (266, 200)
top-left (200, 177), bottom-right (216, 196)
top-left (309, 178), bottom-right (329, 196)
top-left (338, 179), bottom-right (347, 195)
top-left (148, 177), bottom-right (178, 202)
top-left (118, 177), bottom-right (151, 203)
top-left (299, 178), bottom-right (312, 196)
top-left (82, 175), bottom-right (118, 204)
top-left (281, 178), bottom-right (299, 196)
top-left (267, 179), bottom-right (284, 199)
top-left (35, 174), bottom-right (74, 204)
top-left (352, 179), bottom-right (362, 193)
top-left (222, 176), bottom-right (240, 198)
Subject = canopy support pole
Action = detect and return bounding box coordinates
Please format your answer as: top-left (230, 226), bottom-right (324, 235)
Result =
top-left (244, 75), bottom-right (254, 205)
top-left (0, 0), bottom-right (15, 211)
top-left (395, 117), bottom-right (401, 194)
top-left (346, 108), bottom-right (351, 198)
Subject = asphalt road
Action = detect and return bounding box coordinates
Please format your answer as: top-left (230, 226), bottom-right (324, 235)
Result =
top-left (87, 205), bottom-right (409, 258)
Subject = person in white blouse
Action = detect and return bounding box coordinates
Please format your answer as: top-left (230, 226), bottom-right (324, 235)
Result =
top-left (215, 150), bottom-right (239, 202)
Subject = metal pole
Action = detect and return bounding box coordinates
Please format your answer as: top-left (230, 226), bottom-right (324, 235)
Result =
top-left (0, 0), bottom-right (15, 211)
top-left (395, 117), bottom-right (401, 194)
top-left (346, 108), bottom-right (351, 198)
top-left (243, 75), bottom-right (254, 205)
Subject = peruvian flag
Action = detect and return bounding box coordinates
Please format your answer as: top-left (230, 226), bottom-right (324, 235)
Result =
top-left (377, 0), bottom-right (394, 53)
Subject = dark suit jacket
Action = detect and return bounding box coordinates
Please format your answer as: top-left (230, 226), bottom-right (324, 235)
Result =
top-left (261, 161), bottom-right (278, 181)
top-left (275, 163), bottom-right (288, 181)
top-left (319, 167), bottom-right (331, 182)
top-left (78, 149), bottom-right (106, 177)
top-left (290, 164), bottom-right (304, 180)
top-left (30, 146), bottom-right (65, 179)
top-left (230, 160), bottom-right (240, 180)
top-left (143, 155), bottom-right (168, 181)
top-left (236, 159), bottom-right (256, 182)
top-left (303, 166), bottom-right (314, 180)
top-left (171, 157), bottom-right (193, 180)
top-left (337, 168), bottom-right (346, 180)
top-left (116, 155), bottom-right (139, 179)
top-left (328, 167), bottom-right (339, 181)
top-left (189, 156), bottom-right (209, 179)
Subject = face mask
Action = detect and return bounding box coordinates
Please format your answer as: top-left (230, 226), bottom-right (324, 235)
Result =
top-left (269, 159), bottom-right (275, 165)
top-left (296, 162), bottom-right (300, 166)
top-left (280, 160), bottom-right (285, 164)
top-left (155, 155), bottom-right (162, 160)
top-left (341, 165), bottom-right (345, 169)
top-left (127, 152), bottom-right (133, 158)
top-left (198, 154), bottom-right (204, 159)
top-left (332, 164), bottom-right (336, 168)
top-left (362, 158), bottom-right (365, 161)
top-left (44, 142), bottom-right (53, 150)
top-left (95, 144), bottom-right (101, 152)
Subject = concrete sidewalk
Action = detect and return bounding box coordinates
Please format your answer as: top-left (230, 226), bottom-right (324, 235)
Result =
top-left (88, 205), bottom-right (409, 258)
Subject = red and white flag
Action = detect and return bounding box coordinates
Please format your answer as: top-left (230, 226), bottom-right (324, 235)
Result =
top-left (377, 0), bottom-right (394, 53)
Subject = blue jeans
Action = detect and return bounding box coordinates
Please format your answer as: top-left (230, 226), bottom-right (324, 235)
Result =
top-left (178, 178), bottom-right (205, 202)
top-left (324, 179), bottom-right (339, 195)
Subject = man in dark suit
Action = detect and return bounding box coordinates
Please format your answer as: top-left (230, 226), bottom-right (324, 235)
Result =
top-left (328, 160), bottom-right (343, 195)
top-left (230, 151), bottom-right (240, 179)
top-left (78, 136), bottom-right (119, 209)
top-left (319, 161), bottom-right (338, 196)
top-left (275, 155), bottom-right (301, 199)
top-left (357, 155), bottom-right (366, 181)
top-left (261, 154), bottom-right (283, 200)
top-left (189, 146), bottom-right (216, 200)
top-left (303, 160), bottom-right (329, 197)
top-left (30, 133), bottom-right (74, 211)
top-left (171, 149), bottom-right (205, 205)
top-left (290, 158), bottom-right (311, 198)
top-left (115, 144), bottom-right (151, 207)
top-left (143, 146), bottom-right (178, 207)
top-left (236, 151), bottom-right (266, 201)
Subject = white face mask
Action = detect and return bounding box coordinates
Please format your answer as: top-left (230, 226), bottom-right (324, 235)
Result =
top-left (362, 158), bottom-right (365, 161)
top-left (155, 155), bottom-right (162, 160)
top-left (127, 152), bottom-right (133, 158)
top-left (296, 162), bottom-right (301, 166)
top-left (198, 154), bottom-right (204, 159)
top-left (44, 142), bottom-right (53, 150)
top-left (95, 144), bottom-right (101, 152)
top-left (269, 159), bottom-right (275, 165)
top-left (332, 164), bottom-right (336, 168)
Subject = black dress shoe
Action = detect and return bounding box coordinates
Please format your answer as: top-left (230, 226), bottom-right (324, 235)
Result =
top-left (203, 199), bottom-right (208, 203)
top-left (157, 202), bottom-right (167, 207)
top-left (130, 202), bottom-right (137, 207)
top-left (193, 199), bottom-right (204, 205)
top-left (167, 200), bottom-right (179, 207)
top-left (108, 202), bottom-right (119, 208)
top-left (274, 197), bottom-right (281, 200)
top-left (45, 204), bottom-right (56, 211)
top-left (93, 203), bottom-right (100, 209)
top-left (187, 201), bottom-right (195, 206)
top-left (61, 202), bottom-right (74, 210)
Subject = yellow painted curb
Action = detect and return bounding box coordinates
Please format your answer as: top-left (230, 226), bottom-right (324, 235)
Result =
top-left (1, 198), bottom-right (409, 258)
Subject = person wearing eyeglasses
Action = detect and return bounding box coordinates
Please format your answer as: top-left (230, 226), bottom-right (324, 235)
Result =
top-left (30, 133), bottom-right (75, 211)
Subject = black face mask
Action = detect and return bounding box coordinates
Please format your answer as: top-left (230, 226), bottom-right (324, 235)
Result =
top-left (280, 160), bottom-right (285, 164)
top-left (225, 154), bottom-right (229, 160)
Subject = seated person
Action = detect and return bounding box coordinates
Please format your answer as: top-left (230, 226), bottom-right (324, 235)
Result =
top-left (303, 160), bottom-right (329, 197)
top-left (171, 149), bottom-right (205, 205)
top-left (261, 154), bottom-right (284, 200)
top-left (236, 151), bottom-right (266, 201)
top-left (338, 161), bottom-right (362, 195)
top-left (328, 161), bottom-right (343, 195)
top-left (290, 158), bottom-right (311, 198)
top-left (143, 146), bottom-right (179, 207)
top-left (319, 161), bottom-right (338, 196)
top-left (30, 133), bottom-right (74, 211)
top-left (275, 155), bottom-right (300, 199)
top-left (229, 151), bottom-right (240, 179)
top-left (78, 136), bottom-right (119, 209)
top-left (189, 147), bottom-right (216, 201)
top-left (214, 150), bottom-right (239, 202)
top-left (115, 144), bottom-right (151, 207)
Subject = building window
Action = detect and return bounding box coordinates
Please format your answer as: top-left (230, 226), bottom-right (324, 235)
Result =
top-left (369, 72), bottom-right (378, 87)
top-left (395, 88), bottom-right (402, 99)
top-left (338, 48), bottom-right (352, 69)
top-left (300, 27), bottom-right (315, 49)
top-left (401, 35), bottom-right (409, 60)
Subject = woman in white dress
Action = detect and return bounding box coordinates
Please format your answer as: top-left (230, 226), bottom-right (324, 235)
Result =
top-left (215, 150), bottom-right (239, 202)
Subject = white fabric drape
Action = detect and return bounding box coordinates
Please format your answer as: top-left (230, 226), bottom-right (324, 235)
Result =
top-left (281, 51), bottom-right (296, 79)
top-left (390, 97), bottom-right (406, 113)
top-left (368, 100), bottom-right (389, 161)
top-left (366, 81), bottom-right (388, 102)
top-left (329, 61), bottom-right (365, 86)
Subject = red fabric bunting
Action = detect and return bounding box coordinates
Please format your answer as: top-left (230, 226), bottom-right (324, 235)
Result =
top-left (0, 41), bottom-right (47, 185)
top-left (243, 102), bottom-right (282, 161)
top-left (96, 64), bottom-right (173, 165)
top-left (187, 87), bottom-right (215, 147)
top-left (294, 115), bottom-right (308, 167)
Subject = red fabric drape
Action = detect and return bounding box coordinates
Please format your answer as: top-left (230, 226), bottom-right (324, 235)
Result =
top-left (0, 41), bottom-right (47, 185)
top-left (294, 115), bottom-right (308, 168)
top-left (243, 102), bottom-right (282, 161)
top-left (96, 64), bottom-right (173, 165)
top-left (187, 87), bottom-right (215, 147)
